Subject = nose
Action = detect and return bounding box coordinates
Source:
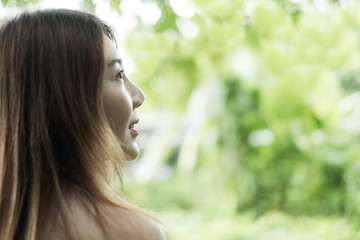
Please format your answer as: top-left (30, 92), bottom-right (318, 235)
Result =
top-left (131, 83), bottom-right (145, 109)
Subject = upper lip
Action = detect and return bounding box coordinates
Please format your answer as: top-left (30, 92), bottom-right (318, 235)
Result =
top-left (129, 118), bottom-right (139, 127)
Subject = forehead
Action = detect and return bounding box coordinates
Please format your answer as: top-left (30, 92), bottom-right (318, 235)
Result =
top-left (104, 37), bottom-right (120, 62)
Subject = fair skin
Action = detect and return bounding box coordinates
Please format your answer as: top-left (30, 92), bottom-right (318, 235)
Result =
top-left (49, 194), bottom-right (167, 240)
top-left (65, 198), bottom-right (167, 240)
top-left (101, 37), bottom-right (166, 239)
top-left (103, 37), bottom-right (145, 161)
top-left (55, 37), bottom-right (167, 239)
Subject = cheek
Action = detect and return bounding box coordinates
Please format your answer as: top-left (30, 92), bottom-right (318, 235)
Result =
top-left (103, 87), bottom-right (133, 136)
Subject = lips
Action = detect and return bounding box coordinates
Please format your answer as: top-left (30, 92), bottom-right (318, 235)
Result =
top-left (129, 118), bottom-right (139, 135)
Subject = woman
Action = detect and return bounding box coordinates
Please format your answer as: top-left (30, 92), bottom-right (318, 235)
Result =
top-left (0, 9), bottom-right (167, 239)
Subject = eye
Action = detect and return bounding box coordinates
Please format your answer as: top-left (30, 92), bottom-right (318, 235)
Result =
top-left (115, 69), bottom-right (125, 80)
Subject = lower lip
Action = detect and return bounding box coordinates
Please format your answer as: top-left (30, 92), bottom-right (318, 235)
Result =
top-left (129, 128), bottom-right (139, 136)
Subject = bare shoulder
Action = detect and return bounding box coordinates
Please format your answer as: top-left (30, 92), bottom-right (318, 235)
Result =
top-left (102, 204), bottom-right (168, 240)
top-left (67, 198), bottom-right (167, 240)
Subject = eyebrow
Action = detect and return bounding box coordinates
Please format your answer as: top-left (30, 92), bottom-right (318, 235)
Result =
top-left (107, 58), bottom-right (123, 68)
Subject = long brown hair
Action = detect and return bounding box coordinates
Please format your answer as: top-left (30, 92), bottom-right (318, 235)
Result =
top-left (0, 9), bottom-right (144, 239)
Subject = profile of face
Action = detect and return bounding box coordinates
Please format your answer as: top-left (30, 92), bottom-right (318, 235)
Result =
top-left (102, 37), bottom-right (145, 160)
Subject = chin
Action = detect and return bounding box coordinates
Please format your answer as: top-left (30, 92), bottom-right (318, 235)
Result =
top-left (122, 145), bottom-right (140, 161)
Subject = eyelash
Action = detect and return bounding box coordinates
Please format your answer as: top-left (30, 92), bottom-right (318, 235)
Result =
top-left (115, 70), bottom-right (125, 80)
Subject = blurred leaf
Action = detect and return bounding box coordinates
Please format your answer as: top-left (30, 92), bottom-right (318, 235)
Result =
top-left (1, 0), bottom-right (42, 7)
top-left (81, 0), bottom-right (96, 12)
top-left (153, 4), bottom-right (178, 33)
top-left (109, 0), bottom-right (122, 14)
top-left (1, 0), bottom-right (10, 6)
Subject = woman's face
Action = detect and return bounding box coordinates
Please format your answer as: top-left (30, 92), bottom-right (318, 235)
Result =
top-left (103, 37), bottom-right (145, 160)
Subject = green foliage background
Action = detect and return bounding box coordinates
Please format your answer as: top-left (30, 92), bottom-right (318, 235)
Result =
top-left (3, 0), bottom-right (360, 238)
top-left (124, 0), bottom-right (360, 238)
